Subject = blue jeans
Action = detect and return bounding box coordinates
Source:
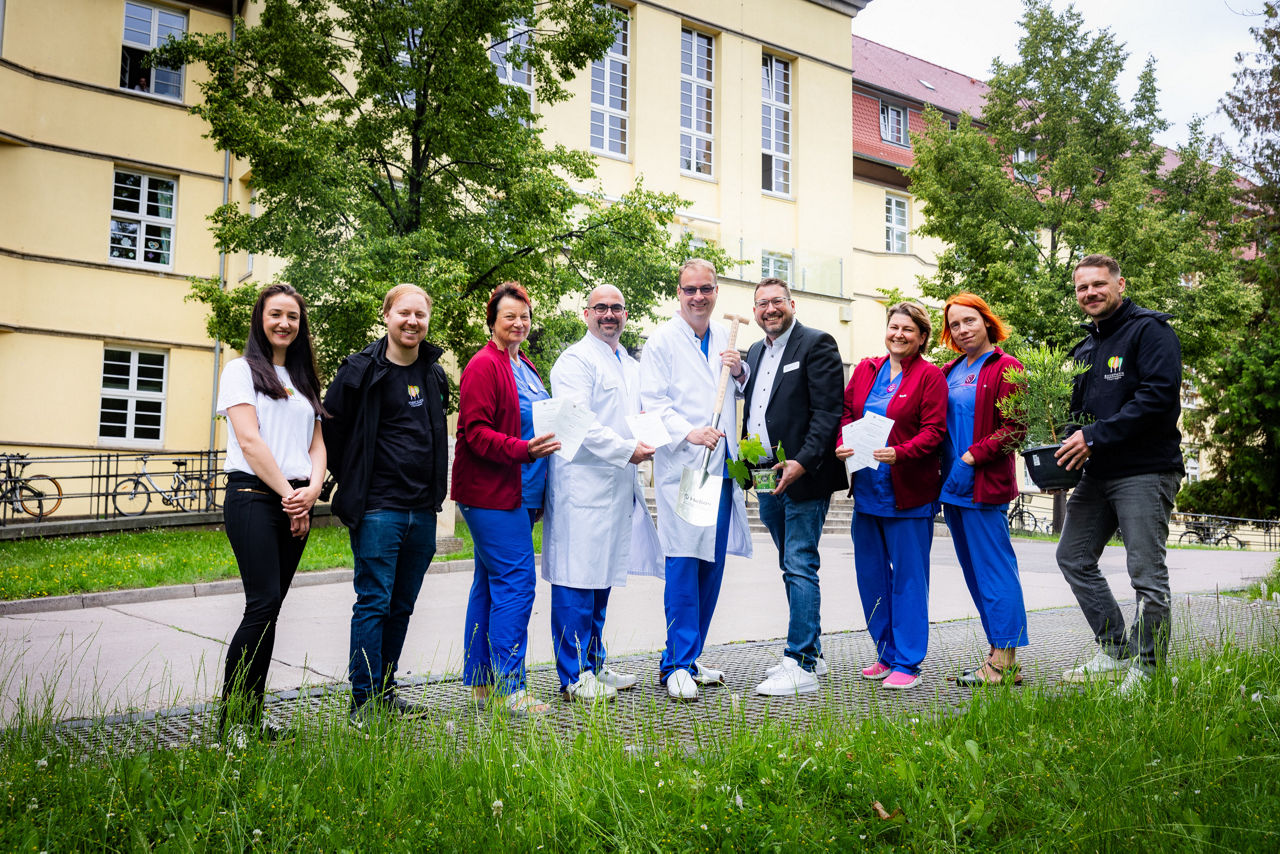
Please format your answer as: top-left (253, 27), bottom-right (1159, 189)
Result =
top-left (460, 505), bottom-right (537, 694)
top-left (1056, 471), bottom-right (1180, 671)
top-left (348, 509), bottom-right (436, 707)
top-left (550, 584), bottom-right (610, 690)
top-left (757, 491), bottom-right (829, 671)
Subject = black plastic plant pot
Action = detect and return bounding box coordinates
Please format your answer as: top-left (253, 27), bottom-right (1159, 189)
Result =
top-left (1021, 444), bottom-right (1083, 491)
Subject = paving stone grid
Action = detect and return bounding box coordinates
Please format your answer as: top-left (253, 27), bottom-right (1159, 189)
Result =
top-left (38, 596), bottom-right (1280, 756)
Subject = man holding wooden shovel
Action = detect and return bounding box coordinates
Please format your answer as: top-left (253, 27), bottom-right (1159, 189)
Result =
top-left (640, 259), bottom-right (754, 701)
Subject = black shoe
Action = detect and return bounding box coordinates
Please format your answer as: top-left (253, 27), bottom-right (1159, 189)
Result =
top-left (348, 701), bottom-right (379, 733)
top-left (386, 693), bottom-right (429, 717)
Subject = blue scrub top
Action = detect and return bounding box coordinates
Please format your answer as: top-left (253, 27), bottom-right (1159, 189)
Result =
top-left (852, 360), bottom-right (933, 518)
top-left (940, 352), bottom-right (1007, 510)
top-left (512, 357), bottom-right (549, 509)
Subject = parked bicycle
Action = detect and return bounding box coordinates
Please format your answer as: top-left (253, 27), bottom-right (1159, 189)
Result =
top-left (1178, 518), bottom-right (1245, 549)
top-left (0, 453), bottom-right (63, 520)
top-left (1007, 494), bottom-right (1048, 534)
top-left (112, 455), bottom-right (218, 516)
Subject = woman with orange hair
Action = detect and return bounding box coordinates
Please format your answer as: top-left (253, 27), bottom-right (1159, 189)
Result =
top-left (939, 293), bottom-right (1028, 686)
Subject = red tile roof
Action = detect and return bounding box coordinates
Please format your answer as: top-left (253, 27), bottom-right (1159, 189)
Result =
top-left (852, 35), bottom-right (989, 119)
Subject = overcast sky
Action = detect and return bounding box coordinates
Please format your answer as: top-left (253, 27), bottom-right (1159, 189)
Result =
top-left (851, 0), bottom-right (1267, 154)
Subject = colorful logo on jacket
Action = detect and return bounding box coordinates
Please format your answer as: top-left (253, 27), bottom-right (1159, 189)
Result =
top-left (1104, 355), bottom-right (1125, 381)
top-left (407, 384), bottom-right (424, 408)
top-left (1107, 356), bottom-right (1123, 371)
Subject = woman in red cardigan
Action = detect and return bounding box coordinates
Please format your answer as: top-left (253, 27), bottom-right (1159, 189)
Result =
top-left (938, 293), bottom-right (1027, 686)
top-left (836, 303), bottom-right (946, 690)
top-left (453, 283), bottom-right (560, 716)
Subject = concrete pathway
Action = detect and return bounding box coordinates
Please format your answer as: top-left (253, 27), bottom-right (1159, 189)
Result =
top-left (2, 533), bottom-right (1274, 723)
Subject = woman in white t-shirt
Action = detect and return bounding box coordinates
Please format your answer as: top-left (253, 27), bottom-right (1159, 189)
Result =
top-left (216, 284), bottom-right (327, 739)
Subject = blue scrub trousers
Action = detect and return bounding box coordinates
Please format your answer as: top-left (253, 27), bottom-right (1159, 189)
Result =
top-left (550, 585), bottom-right (611, 690)
top-left (660, 478), bottom-right (732, 682)
top-left (459, 505), bottom-right (537, 694)
top-left (944, 504), bottom-right (1028, 649)
top-left (853, 511), bottom-right (932, 676)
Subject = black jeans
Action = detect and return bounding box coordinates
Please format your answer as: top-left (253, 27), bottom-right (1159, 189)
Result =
top-left (222, 473), bottom-right (309, 721)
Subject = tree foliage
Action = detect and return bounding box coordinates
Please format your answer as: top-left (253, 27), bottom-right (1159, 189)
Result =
top-left (159, 0), bottom-right (727, 379)
top-left (1188, 2), bottom-right (1280, 519)
top-left (905, 0), bottom-right (1251, 377)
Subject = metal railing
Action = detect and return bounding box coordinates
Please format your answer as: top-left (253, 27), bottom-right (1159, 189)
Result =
top-left (0, 451), bottom-right (225, 527)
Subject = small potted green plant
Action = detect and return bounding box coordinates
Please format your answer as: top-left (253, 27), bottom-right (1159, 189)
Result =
top-left (996, 342), bottom-right (1091, 491)
top-left (727, 435), bottom-right (785, 491)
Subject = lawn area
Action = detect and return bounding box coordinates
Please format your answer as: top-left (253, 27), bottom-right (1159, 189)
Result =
top-left (0, 518), bottom-right (541, 601)
top-left (2, 639), bottom-right (1278, 850)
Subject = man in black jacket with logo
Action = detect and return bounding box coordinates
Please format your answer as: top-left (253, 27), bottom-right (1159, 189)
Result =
top-left (739, 278), bottom-right (846, 696)
top-left (1054, 254), bottom-right (1183, 695)
top-left (322, 284), bottom-right (449, 725)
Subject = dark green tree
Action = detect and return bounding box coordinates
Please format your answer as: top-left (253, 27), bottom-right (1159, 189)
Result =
top-left (158, 0), bottom-right (727, 378)
top-left (1187, 2), bottom-right (1280, 519)
top-left (905, 0), bottom-right (1250, 377)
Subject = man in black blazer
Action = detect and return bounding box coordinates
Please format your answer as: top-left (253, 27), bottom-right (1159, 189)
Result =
top-left (740, 278), bottom-right (846, 696)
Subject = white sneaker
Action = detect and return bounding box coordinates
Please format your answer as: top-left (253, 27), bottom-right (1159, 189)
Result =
top-left (693, 660), bottom-right (725, 685)
top-left (755, 657), bottom-right (820, 696)
top-left (1061, 650), bottom-right (1129, 683)
top-left (595, 666), bottom-right (638, 691)
top-left (667, 668), bottom-right (699, 700)
top-left (1117, 665), bottom-right (1151, 697)
top-left (563, 671), bottom-right (617, 702)
top-left (766, 656), bottom-right (828, 677)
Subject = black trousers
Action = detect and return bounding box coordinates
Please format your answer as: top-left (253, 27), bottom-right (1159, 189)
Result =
top-left (221, 473), bottom-right (309, 720)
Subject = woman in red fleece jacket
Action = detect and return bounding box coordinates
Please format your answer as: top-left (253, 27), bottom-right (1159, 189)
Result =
top-left (453, 283), bottom-right (560, 716)
top-left (938, 293), bottom-right (1027, 686)
top-left (836, 303), bottom-right (946, 690)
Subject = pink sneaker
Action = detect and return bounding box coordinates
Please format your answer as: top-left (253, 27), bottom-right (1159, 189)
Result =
top-left (860, 662), bottom-right (892, 680)
top-left (882, 671), bottom-right (920, 690)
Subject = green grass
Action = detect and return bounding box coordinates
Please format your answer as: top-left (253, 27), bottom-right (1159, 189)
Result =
top-left (0, 517), bottom-right (543, 601)
top-left (3, 637), bottom-right (1279, 850)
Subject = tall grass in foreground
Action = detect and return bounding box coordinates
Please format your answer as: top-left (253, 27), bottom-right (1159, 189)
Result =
top-left (3, 638), bottom-right (1278, 851)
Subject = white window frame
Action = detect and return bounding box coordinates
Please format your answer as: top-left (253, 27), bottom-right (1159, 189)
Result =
top-left (590, 4), bottom-right (629, 158)
top-left (880, 102), bottom-right (907, 146)
top-left (99, 347), bottom-right (168, 446)
top-left (491, 22), bottom-right (534, 113)
top-left (680, 28), bottom-right (714, 178)
top-left (109, 168), bottom-right (177, 270)
top-left (761, 54), bottom-right (791, 196)
top-left (885, 193), bottom-right (909, 254)
top-left (120, 1), bottom-right (186, 101)
top-left (1014, 147), bottom-right (1038, 184)
top-left (761, 251), bottom-right (792, 284)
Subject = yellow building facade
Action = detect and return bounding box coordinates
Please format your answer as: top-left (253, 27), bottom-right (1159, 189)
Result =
top-left (1, 0), bottom-right (240, 466)
top-left (2, 0), bottom-right (897, 473)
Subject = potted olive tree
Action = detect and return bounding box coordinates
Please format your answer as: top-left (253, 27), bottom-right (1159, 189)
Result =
top-left (997, 342), bottom-right (1091, 491)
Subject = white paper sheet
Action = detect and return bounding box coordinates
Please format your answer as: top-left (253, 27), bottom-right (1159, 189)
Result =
top-left (532, 397), bottom-right (596, 460)
top-left (842, 412), bottom-right (895, 476)
top-left (625, 412), bottom-right (672, 448)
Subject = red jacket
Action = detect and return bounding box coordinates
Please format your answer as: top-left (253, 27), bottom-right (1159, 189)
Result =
top-left (451, 341), bottom-right (539, 510)
top-left (841, 352), bottom-right (947, 510)
top-left (941, 348), bottom-right (1026, 505)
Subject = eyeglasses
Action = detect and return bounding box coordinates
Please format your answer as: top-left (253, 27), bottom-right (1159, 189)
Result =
top-left (589, 303), bottom-right (627, 315)
top-left (754, 296), bottom-right (791, 310)
top-left (679, 285), bottom-right (717, 295)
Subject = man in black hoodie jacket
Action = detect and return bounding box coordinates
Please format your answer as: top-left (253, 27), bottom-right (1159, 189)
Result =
top-left (1054, 254), bottom-right (1184, 696)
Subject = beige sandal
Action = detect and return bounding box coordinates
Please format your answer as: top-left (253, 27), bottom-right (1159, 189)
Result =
top-left (504, 689), bottom-right (551, 717)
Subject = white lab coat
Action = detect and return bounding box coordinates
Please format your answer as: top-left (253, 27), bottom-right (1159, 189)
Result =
top-left (639, 315), bottom-right (752, 562)
top-left (542, 332), bottom-right (664, 588)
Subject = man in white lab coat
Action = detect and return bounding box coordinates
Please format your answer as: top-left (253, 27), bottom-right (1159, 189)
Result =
top-left (542, 285), bottom-right (664, 701)
top-left (640, 259), bottom-right (753, 700)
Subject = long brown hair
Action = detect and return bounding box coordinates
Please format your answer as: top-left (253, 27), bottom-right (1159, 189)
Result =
top-left (243, 284), bottom-right (327, 416)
